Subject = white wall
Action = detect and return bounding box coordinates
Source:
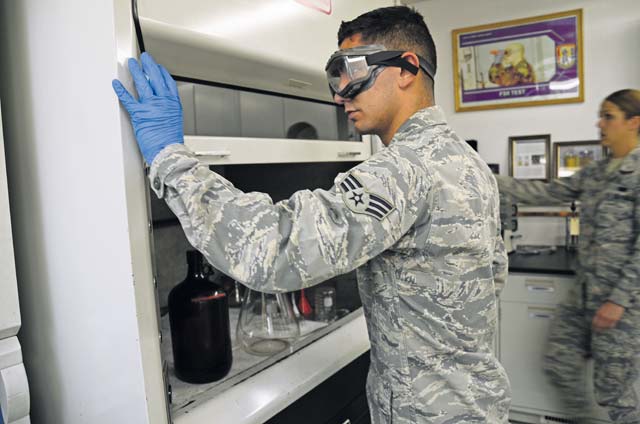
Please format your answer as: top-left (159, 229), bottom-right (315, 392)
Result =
top-left (415, 0), bottom-right (640, 245)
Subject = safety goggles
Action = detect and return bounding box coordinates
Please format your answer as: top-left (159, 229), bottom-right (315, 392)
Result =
top-left (325, 44), bottom-right (435, 99)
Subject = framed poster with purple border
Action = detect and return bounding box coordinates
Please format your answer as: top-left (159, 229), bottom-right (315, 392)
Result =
top-left (452, 9), bottom-right (583, 112)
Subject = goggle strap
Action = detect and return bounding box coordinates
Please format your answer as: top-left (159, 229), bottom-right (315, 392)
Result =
top-left (366, 51), bottom-right (419, 75)
top-left (381, 57), bottom-right (419, 75)
top-left (418, 59), bottom-right (436, 82)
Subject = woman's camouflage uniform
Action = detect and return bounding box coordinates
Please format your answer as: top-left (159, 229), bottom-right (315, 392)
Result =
top-left (498, 147), bottom-right (640, 423)
top-left (150, 106), bottom-right (511, 423)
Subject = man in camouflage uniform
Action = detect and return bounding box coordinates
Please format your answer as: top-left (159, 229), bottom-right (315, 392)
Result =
top-left (113, 6), bottom-right (511, 423)
top-left (489, 43), bottom-right (535, 87)
top-left (496, 90), bottom-right (640, 422)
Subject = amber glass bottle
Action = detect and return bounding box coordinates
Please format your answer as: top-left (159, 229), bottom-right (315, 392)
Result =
top-left (168, 250), bottom-right (232, 384)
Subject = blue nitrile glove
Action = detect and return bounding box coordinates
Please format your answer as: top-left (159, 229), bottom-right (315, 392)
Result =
top-left (112, 52), bottom-right (184, 165)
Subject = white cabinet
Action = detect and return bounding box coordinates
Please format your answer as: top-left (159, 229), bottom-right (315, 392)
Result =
top-left (500, 302), bottom-right (571, 415)
top-left (500, 273), bottom-right (574, 418)
top-left (500, 273), bottom-right (612, 423)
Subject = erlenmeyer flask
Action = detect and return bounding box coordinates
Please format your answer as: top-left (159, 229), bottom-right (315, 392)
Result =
top-left (237, 289), bottom-right (300, 356)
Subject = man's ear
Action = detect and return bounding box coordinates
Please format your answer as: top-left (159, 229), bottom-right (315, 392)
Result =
top-left (628, 115), bottom-right (640, 133)
top-left (398, 52), bottom-right (420, 88)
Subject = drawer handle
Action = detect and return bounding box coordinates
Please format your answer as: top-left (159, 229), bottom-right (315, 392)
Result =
top-left (528, 307), bottom-right (555, 320)
top-left (194, 150), bottom-right (231, 157)
top-left (526, 285), bottom-right (555, 293)
top-left (337, 151), bottom-right (362, 157)
top-left (342, 420), bottom-right (352, 424)
top-left (525, 280), bottom-right (555, 293)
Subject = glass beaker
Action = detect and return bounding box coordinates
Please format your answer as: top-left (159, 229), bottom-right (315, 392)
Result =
top-left (237, 289), bottom-right (300, 356)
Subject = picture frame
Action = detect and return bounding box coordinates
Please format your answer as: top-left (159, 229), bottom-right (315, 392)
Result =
top-left (553, 140), bottom-right (606, 178)
top-left (452, 9), bottom-right (584, 112)
top-left (509, 134), bottom-right (551, 181)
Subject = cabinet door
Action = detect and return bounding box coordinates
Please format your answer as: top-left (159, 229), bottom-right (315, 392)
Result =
top-left (500, 301), bottom-right (572, 414)
top-left (326, 392), bottom-right (371, 424)
top-left (264, 352), bottom-right (370, 424)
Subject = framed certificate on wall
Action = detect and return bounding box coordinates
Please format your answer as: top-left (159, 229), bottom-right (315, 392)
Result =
top-left (509, 134), bottom-right (551, 181)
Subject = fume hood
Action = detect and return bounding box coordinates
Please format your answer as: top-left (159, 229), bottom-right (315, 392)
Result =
top-left (0, 0), bottom-right (394, 423)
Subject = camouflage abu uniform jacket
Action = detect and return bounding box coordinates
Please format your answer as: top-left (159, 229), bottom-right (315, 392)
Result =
top-left (497, 146), bottom-right (640, 309)
top-left (150, 106), bottom-right (511, 423)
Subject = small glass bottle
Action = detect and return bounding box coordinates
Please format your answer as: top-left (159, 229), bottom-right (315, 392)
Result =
top-left (565, 201), bottom-right (580, 251)
top-left (314, 286), bottom-right (337, 322)
top-left (168, 250), bottom-right (232, 384)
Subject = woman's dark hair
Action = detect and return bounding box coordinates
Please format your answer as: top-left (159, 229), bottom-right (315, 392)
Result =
top-left (605, 89), bottom-right (640, 119)
top-left (338, 6), bottom-right (436, 87)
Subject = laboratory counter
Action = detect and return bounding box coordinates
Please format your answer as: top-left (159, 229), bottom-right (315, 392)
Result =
top-left (508, 246), bottom-right (577, 275)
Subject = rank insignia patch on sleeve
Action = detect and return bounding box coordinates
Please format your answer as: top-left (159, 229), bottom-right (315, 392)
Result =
top-left (339, 173), bottom-right (395, 221)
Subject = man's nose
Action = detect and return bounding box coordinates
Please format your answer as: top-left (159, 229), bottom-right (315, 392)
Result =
top-left (334, 92), bottom-right (347, 105)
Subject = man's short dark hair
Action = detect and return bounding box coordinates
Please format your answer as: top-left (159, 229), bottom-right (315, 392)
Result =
top-left (337, 6), bottom-right (437, 88)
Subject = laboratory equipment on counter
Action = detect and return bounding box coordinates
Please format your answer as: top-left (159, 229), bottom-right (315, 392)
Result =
top-left (565, 201), bottom-right (580, 251)
top-left (237, 289), bottom-right (300, 356)
top-left (314, 285), bottom-right (337, 322)
top-left (169, 251), bottom-right (232, 384)
top-left (298, 288), bottom-right (313, 320)
top-left (501, 201), bottom-right (519, 253)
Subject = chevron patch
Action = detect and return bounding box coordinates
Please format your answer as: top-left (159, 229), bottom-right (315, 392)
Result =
top-left (339, 173), bottom-right (395, 221)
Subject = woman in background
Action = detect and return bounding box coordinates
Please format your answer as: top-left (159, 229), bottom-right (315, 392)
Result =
top-left (497, 89), bottom-right (640, 423)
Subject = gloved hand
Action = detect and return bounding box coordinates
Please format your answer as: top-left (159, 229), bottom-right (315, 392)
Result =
top-left (112, 52), bottom-right (184, 165)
